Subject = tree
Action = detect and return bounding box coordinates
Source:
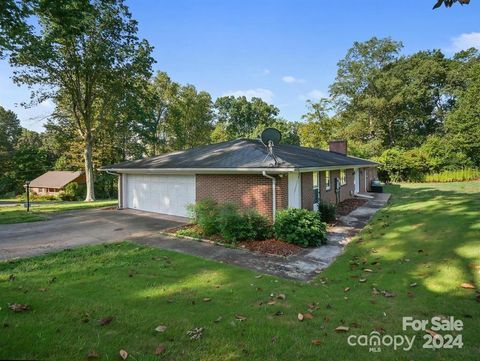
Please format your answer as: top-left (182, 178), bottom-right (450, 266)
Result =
top-left (213, 96), bottom-right (279, 140)
top-left (6, 0), bottom-right (154, 201)
top-left (433, 0), bottom-right (470, 9)
top-left (298, 99), bottom-right (338, 149)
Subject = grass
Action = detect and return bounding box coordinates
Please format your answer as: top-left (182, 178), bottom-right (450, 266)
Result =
top-left (0, 200), bottom-right (118, 224)
top-left (424, 168), bottom-right (480, 183)
top-left (1, 181), bottom-right (479, 360)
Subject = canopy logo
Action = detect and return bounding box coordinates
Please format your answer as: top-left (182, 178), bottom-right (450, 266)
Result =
top-left (347, 316), bottom-right (464, 352)
top-left (347, 331), bottom-right (415, 353)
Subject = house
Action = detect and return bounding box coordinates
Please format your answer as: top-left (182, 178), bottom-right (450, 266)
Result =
top-left (29, 171), bottom-right (86, 196)
top-left (101, 139), bottom-right (379, 220)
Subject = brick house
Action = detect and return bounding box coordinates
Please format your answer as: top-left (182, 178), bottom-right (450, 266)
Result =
top-left (29, 171), bottom-right (85, 196)
top-left (102, 139), bottom-right (379, 220)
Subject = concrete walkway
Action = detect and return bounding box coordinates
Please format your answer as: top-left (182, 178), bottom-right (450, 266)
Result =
top-left (137, 193), bottom-right (391, 281)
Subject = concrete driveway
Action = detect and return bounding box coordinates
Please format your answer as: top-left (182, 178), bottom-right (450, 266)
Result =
top-left (0, 208), bottom-right (187, 260)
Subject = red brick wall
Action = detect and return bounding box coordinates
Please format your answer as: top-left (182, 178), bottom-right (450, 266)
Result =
top-left (196, 174), bottom-right (288, 221)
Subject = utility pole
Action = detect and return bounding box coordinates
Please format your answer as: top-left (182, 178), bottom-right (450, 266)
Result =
top-left (24, 181), bottom-right (30, 212)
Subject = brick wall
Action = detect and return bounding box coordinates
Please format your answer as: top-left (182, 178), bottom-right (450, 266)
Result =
top-left (317, 169), bottom-right (355, 204)
top-left (196, 174), bottom-right (288, 221)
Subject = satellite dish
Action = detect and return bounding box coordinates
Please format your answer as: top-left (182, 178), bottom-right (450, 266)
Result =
top-left (261, 128), bottom-right (282, 146)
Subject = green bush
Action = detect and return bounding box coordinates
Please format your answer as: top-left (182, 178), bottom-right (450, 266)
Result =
top-left (188, 198), bottom-right (220, 236)
top-left (176, 227), bottom-right (203, 239)
top-left (188, 200), bottom-right (272, 243)
top-left (217, 204), bottom-right (272, 243)
top-left (318, 201), bottom-right (336, 223)
top-left (274, 208), bottom-right (327, 247)
top-left (424, 168), bottom-right (480, 182)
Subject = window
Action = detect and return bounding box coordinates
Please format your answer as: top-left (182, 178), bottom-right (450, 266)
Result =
top-left (340, 169), bottom-right (347, 186)
top-left (313, 172), bottom-right (319, 206)
top-left (325, 171), bottom-right (331, 191)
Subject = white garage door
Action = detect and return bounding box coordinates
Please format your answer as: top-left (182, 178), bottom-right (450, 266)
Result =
top-left (125, 174), bottom-right (195, 217)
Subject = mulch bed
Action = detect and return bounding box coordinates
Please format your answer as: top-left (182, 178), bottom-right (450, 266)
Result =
top-left (336, 198), bottom-right (367, 216)
top-left (170, 225), bottom-right (303, 257)
top-left (238, 239), bottom-right (302, 257)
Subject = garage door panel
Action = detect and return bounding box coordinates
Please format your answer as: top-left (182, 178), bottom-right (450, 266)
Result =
top-left (126, 174), bottom-right (195, 217)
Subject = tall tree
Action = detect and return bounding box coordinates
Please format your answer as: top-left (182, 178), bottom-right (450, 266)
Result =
top-left (298, 99), bottom-right (338, 149)
top-left (6, 0), bottom-right (154, 201)
top-left (213, 96), bottom-right (279, 141)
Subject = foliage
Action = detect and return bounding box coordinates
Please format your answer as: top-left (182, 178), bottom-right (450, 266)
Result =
top-left (189, 199), bottom-right (272, 243)
top-left (318, 201), bottom-right (337, 223)
top-left (175, 227), bottom-right (203, 239)
top-left (433, 0), bottom-right (470, 9)
top-left (217, 205), bottom-right (272, 243)
top-left (298, 99), bottom-right (339, 149)
top-left (213, 96), bottom-right (279, 141)
top-left (274, 208), bottom-right (327, 247)
top-left (5, 0), bottom-right (154, 201)
top-left (424, 168), bottom-right (480, 183)
top-left (58, 182), bottom-right (86, 201)
top-left (188, 198), bottom-right (220, 236)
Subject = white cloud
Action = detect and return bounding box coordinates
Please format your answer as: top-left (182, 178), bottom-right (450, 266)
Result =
top-left (448, 32), bottom-right (480, 52)
top-left (223, 88), bottom-right (274, 103)
top-left (262, 69), bottom-right (271, 75)
top-left (282, 75), bottom-right (305, 84)
top-left (39, 99), bottom-right (55, 109)
top-left (299, 89), bottom-right (326, 101)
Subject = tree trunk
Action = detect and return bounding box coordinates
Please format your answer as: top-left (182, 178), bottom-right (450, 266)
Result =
top-left (84, 136), bottom-right (95, 202)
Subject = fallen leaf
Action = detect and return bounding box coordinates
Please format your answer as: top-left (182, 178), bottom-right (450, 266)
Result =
top-left (344, 287), bottom-right (350, 292)
top-left (359, 278), bottom-right (367, 283)
top-left (303, 312), bottom-right (314, 319)
top-left (461, 282), bottom-right (476, 289)
top-left (407, 291), bottom-right (415, 298)
top-left (297, 313), bottom-right (304, 321)
top-left (214, 316), bottom-right (222, 323)
top-left (311, 339), bottom-right (322, 345)
top-left (277, 293), bottom-right (286, 300)
top-left (235, 314), bottom-right (247, 321)
top-left (155, 345), bottom-right (165, 355)
top-left (335, 326), bottom-right (350, 333)
top-left (363, 269), bottom-right (373, 273)
top-left (274, 311), bottom-right (284, 316)
top-left (381, 290), bottom-right (395, 298)
top-left (255, 275), bottom-right (262, 279)
top-left (155, 325), bottom-right (167, 332)
top-left (38, 288), bottom-right (48, 292)
top-left (8, 304), bottom-right (29, 312)
top-left (119, 349), bottom-right (128, 360)
top-left (267, 300), bottom-right (276, 305)
top-left (187, 327), bottom-right (203, 340)
top-left (99, 316), bottom-right (114, 326)
top-left (410, 282), bottom-right (417, 287)
top-left (425, 329), bottom-right (439, 339)
top-left (203, 297), bottom-right (212, 302)
top-left (87, 350), bottom-right (99, 359)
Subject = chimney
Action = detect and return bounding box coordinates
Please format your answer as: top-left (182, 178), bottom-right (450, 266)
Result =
top-left (329, 140), bottom-right (347, 155)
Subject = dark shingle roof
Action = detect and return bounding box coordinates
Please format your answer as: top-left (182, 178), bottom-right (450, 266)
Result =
top-left (30, 171), bottom-right (83, 188)
top-left (103, 139), bottom-right (379, 170)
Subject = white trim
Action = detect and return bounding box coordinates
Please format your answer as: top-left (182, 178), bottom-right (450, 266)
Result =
top-left (354, 168), bottom-right (360, 193)
top-left (288, 172), bottom-right (301, 208)
top-left (100, 164), bottom-right (378, 175)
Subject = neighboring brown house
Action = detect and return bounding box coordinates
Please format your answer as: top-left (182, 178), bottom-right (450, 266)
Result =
top-left (29, 171), bottom-right (85, 196)
top-left (101, 139), bottom-right (379, 220)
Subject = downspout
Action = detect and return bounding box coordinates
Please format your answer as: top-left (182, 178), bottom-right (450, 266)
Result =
top-left (105, 170), bottom-right (122, 209)
top-left (262, 171), bottom-right (276, 222)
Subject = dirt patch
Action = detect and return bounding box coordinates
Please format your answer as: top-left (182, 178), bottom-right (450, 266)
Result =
top-left (336, 198), bottom-right (367, 216)
top-left (238, 239), bottom-right (302, 257)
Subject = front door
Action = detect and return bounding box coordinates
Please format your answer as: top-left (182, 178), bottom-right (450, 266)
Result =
top-left (354, 168), bottom-right (360, 193)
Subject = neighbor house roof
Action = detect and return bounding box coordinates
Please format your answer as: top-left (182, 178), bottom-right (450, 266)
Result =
top-left (30, 171), bottom-right (83, 188)
top-left (102, 139), bottom-right (379, 171)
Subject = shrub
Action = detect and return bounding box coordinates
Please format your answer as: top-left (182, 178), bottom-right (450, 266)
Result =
top-left (318, 201), bottom-right (336, 223)
top-left (424, 168), bottom-right (480, 183)
top-left (274, 208), bottom-right (327, 247)
top-left (217, 204), bottom-right (272, 243)
top-left (188, 198), bottom-right (220, 236)
top-left (176, 227), bottom-right (203, 239)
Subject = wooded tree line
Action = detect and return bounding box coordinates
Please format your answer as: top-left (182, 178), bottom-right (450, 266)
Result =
top-left (1, 1), bottom-right (479, 199)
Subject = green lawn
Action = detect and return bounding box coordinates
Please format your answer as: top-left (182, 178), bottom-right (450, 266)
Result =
top-left (0, 182), bottom-right (479, 360)
top-left (0, 200), bottom-right (118, 224)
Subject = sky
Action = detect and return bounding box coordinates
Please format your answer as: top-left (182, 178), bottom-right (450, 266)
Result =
top-left (1, 0), bottom-right (479, 132)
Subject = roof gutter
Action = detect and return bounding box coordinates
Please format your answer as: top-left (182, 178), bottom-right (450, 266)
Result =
top-left (262, 171), bottom-right (276, 222)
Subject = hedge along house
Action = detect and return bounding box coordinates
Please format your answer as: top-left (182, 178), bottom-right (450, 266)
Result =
top-left (101, 138), bottom-right (379, 220)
